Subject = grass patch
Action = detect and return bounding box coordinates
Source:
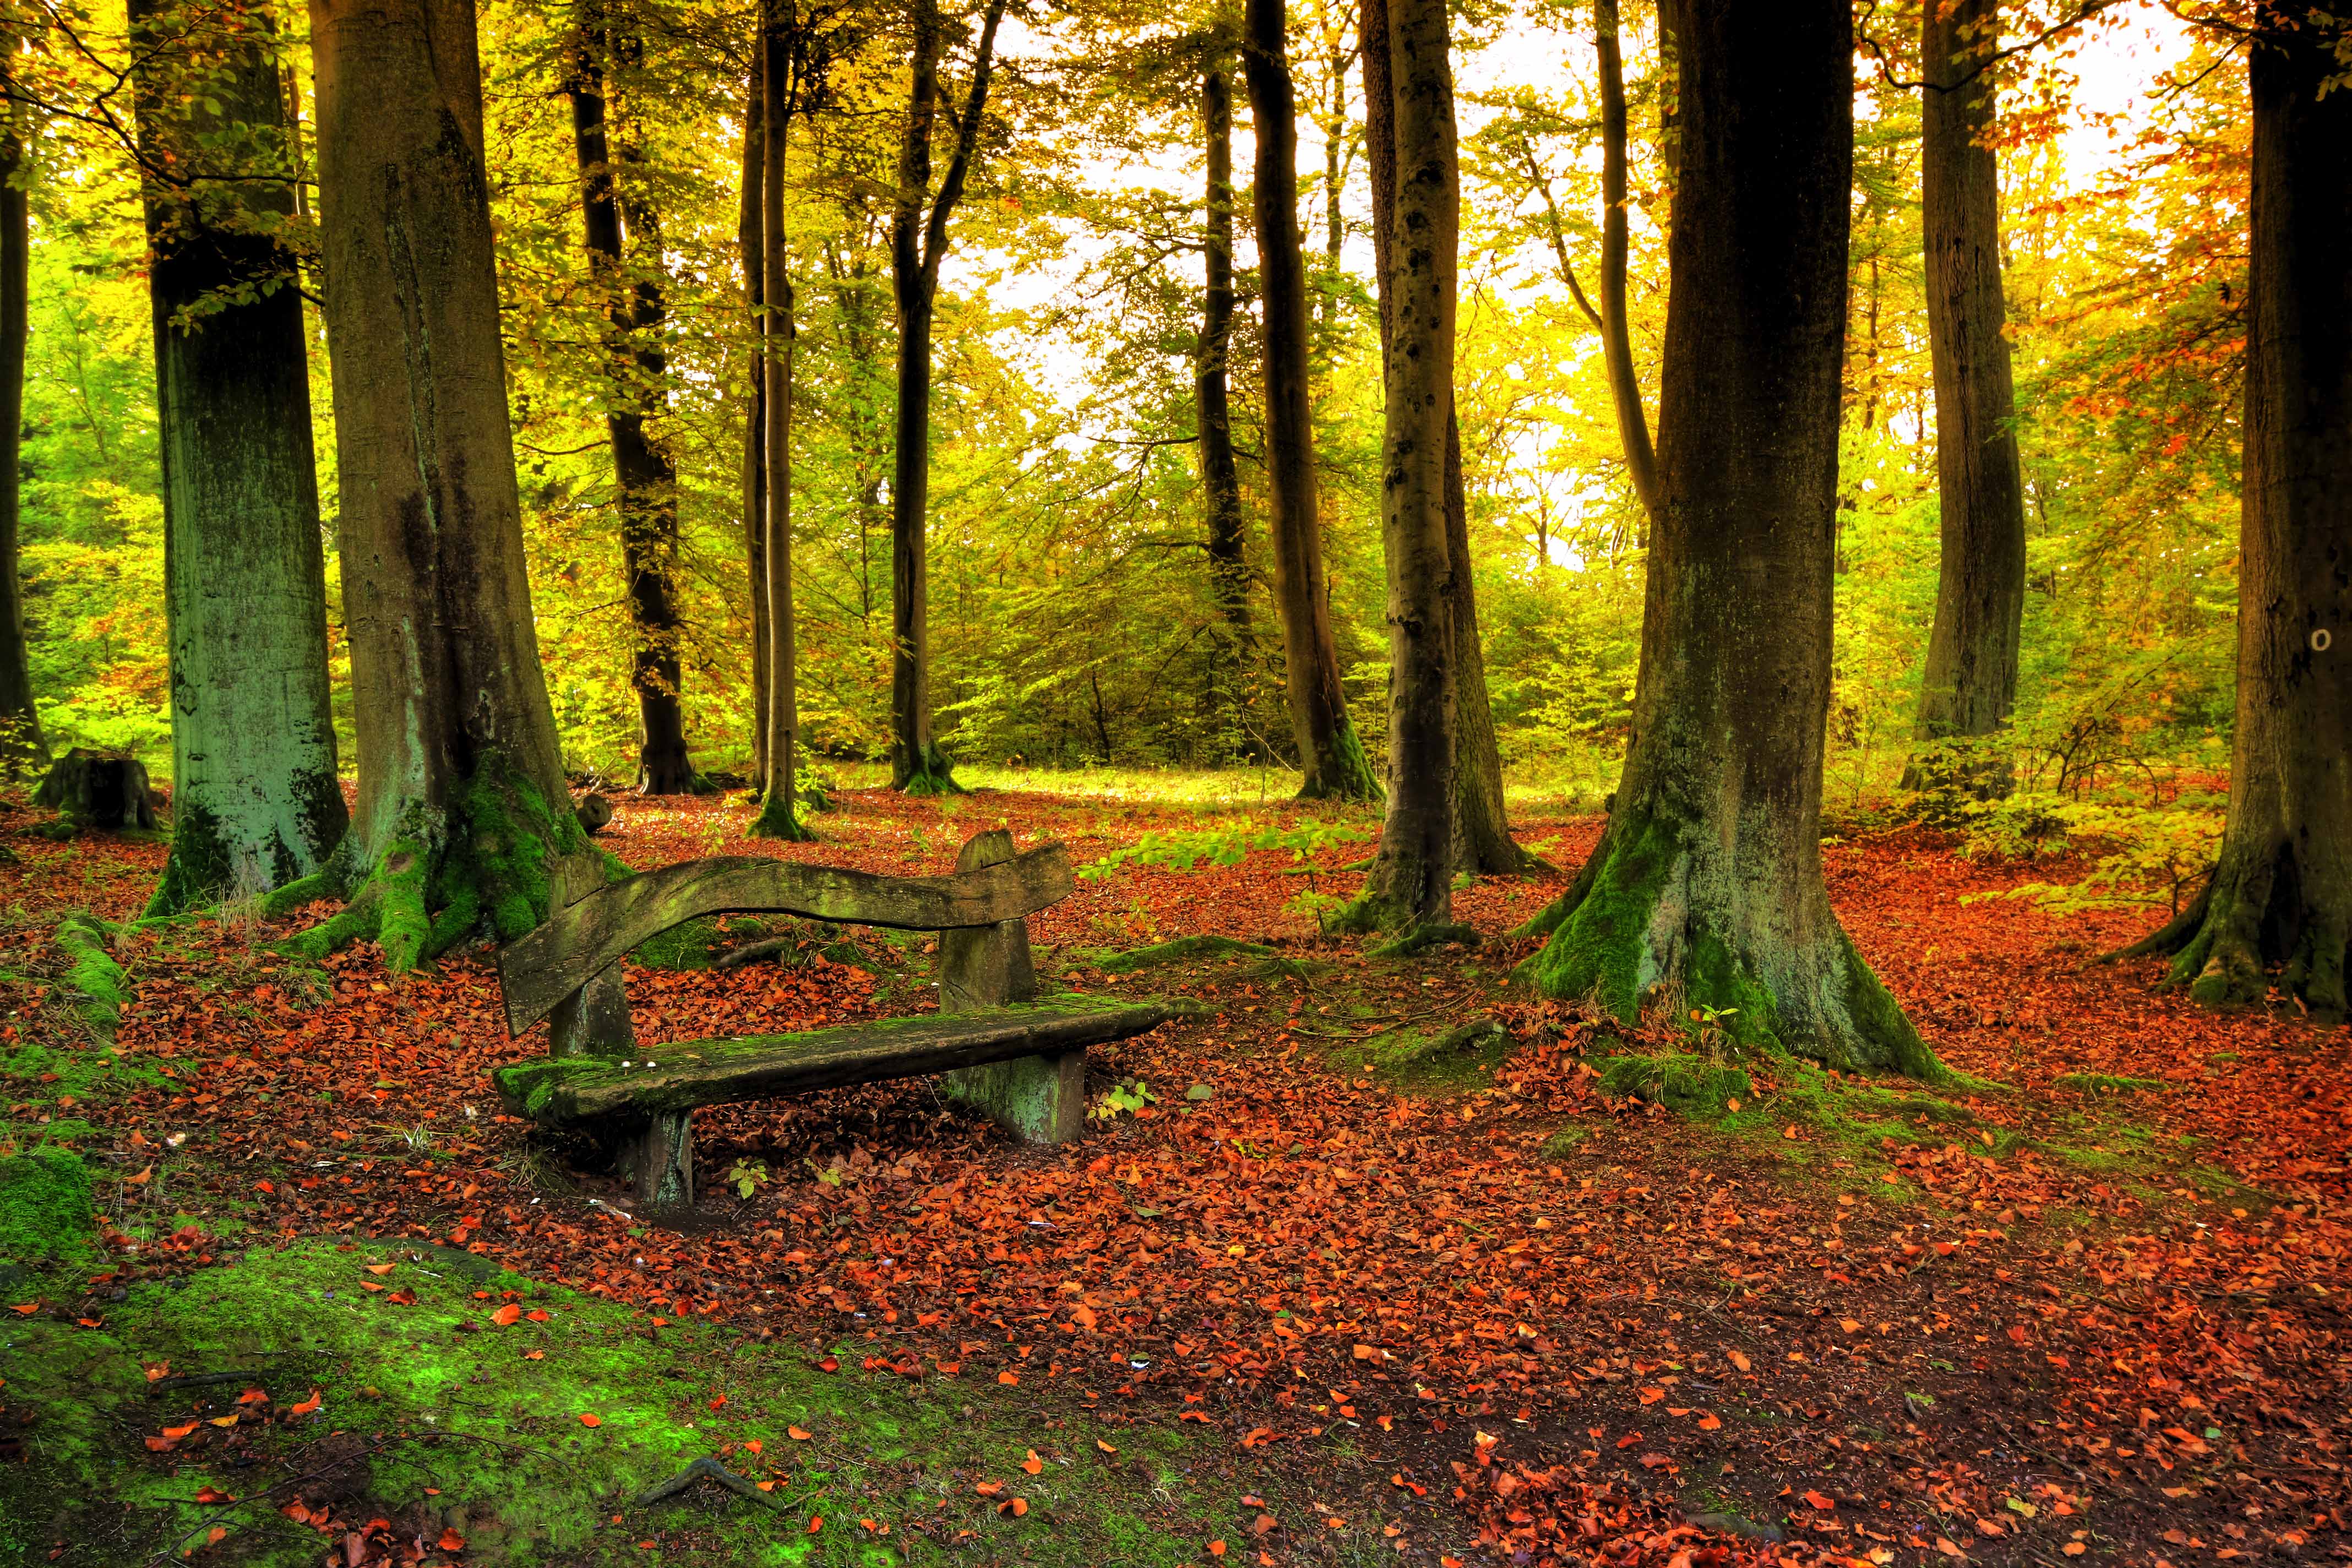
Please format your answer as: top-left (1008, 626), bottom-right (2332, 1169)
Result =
top-left (1349, 1018), bottom-right (1511, 1091)
top-left (0, 1239), bottom-right (1268, 1567)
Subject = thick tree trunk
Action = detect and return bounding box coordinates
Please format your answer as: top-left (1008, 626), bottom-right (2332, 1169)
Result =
top-left (1244, 0), bottom-right (1379, 803)
top-left (739, 67), bottom-right (770, 785)
top-left (1594, 0), bottom-right (1659, 522)
top-left (1515, 0), bottom-right (1937, 1078)
top-left (129, 0), bottom-right (347, 914)
top-left (1362, 0), bottom-right (1528, 876)
top-left (751, 0), bottom-right (813, 840)
top-left (565, 9), bottom-right (698, 796)
top-left (1197, 62), bottom-right (1256, 744)
top-left (2121, 12), bottom-right (2351, 1020)
top-left (302, 0), bottom-right (588, 973)
top-left (1351, 0), bottom-right (1458, 937)
top-left (888, 0), bottom-right (1005, 794)
top-left (1906, 0), bottom-right (2026, 794)
top-left (0, 53), bottom-right (45, 778)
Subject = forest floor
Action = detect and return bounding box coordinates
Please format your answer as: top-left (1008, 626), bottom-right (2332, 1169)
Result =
top-left (1, 776), bottom-right (2346, 1568)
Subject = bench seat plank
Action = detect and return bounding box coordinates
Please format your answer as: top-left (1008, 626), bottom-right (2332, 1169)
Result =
top-left (493, 996), bottom-right (1174, 1125)
top-left (496, 843), bottom-right (1076, 1037)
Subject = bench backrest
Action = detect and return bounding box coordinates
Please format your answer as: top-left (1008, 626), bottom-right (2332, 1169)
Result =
top-left (496, 833), bottom-right (1072, 1037)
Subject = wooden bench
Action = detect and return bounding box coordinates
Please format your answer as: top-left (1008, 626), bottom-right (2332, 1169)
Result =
top-left (489, 829), bottom-right (1175, 1208)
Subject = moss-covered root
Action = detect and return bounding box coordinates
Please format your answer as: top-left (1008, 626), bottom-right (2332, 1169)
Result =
top-left (1511, 813), bottom-right (1943, 1081)
top-left (895, 741), bottom-right (966, 797)
top-left (1366, 922), bottom-right (1479, 960)
top-left (1295, 717), bottom-right (1382, 805)
top-left (2111, 857), bottom-right (2350, 1020)
top-left (1097, 934), bottom-right (1279, 972)
top-left (747, 788), bottom-right (816, 842)
top-left (1505, 848), bottom-right (1600, 942)
top-left (53, 915), bottom-right (128, 1033)
top-left (282, 755), bottom-right (590, 976)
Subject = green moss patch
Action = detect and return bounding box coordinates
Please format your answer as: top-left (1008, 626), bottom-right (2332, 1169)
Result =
top-left (0, 1239), bottom-right (1252, 1567)
top-left (2054, 1073), bottom-right (2167, 1097)
top-left (0, 1149), bottom-right (96, 1266)
top-left (1096, 934), bottom-right (1278, 973)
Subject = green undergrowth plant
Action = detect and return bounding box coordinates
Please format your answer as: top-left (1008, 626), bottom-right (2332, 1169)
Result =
top-left (1956, 784), bottom-right (2224, 921)
top-left (0, 1239), bottom-right (1261, 1567)
top-left (1076, 818), bottom-right (1370, 880)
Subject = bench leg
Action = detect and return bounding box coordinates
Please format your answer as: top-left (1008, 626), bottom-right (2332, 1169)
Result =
top-left (620, 1109), bottom-right (694, 1209)
top-left (943, 1049), bottom-right (1085, 1145)
top-left (550, 962), bottom-right (635, 1058)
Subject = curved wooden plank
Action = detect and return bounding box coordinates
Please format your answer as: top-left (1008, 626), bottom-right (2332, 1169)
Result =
top-left (492, 997), bottom-right (1176, 1121)
top-left (496, 843), bottom-right (1073, 1036)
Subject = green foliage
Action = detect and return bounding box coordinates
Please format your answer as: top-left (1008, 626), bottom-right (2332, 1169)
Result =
top-left (1090, 1077), bottom-right (1157, 1121)
top-left (1958, 785), bottom-right (2225, 919)
top-left (1077, 819), bottom-right (1370, 880)
top-left (722, 1158), bottom-right (772, 1200)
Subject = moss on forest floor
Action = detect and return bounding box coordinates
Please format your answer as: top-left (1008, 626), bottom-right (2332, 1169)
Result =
top-left (0, 1237), bottom-right (1384, 1568)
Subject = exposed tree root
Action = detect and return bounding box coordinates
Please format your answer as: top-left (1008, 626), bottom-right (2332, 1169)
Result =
top-left (1366, 922), bottom-right (1479, 960)
top-left (2108, 848), bottom-right (2348, 1020)
top-left (894, 741), bottom-right (966, 797)
top-left (1295, 721), bottom-right (1382, 804)
top-left (631, 1456), bottom-right (792, 1514)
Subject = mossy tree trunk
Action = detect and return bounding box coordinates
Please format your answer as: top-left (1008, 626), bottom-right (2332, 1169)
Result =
top-left (2120, 10), bottom-right (2351, 1021)
top-left (1593, 0), bottom-right (1659, 522)
top-left (0, 45), bottom-right (45, 780)
top-left (1351, 0), bottom-right (1458, 934)
top-left (565, 5), bottom-right (699, 797)
top-left (129, 0), bottom-right (347, 914)
top-left (303, 0), bottom-right (587, 972)
top-left (1515, 0), bottom-right (1938, 1079)
top-left (1197, 59), bottom-right (1257, 752)
top-left (738, 65), bottom-right (771, 786)
top-left (751, 0), bottom-right (814, 841)
top-left (1363, 0), bottom-right (1531, 876)
top-left (1243, 0), bottom-right (1380, 804)
top-left (1905, 0), bottom-right (2026, 797)
top-left (888, 0), bottom-right (1005, 796)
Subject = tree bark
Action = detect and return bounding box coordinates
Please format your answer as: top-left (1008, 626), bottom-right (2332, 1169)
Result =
top-left (739, 64), bottom-right (770, 785)
top-left (1906, 0), bottom-right (2026, 794)
top-left (1244, 0), bottom-right (1379, 802)
top-left (751, 0), bottom-right (814, 839)
top-left (1515, 0), bottom-right (1937, 1077)
top-left (888, 0), bottom-right (1005, 794)
top-left (303, 0), bottom-right (587, 973)
top-left (1350, 0), bottom-right (1458, 937)
top-left (129, 0), bottom-right (347, 913)
top-left (1362, 0), bottom-right (1528, 876)
top-left (565, 6), bottom-right (698, 796)
top-left (1197, 61), bottom-right (1256, 748)
top-left (0, 44), bottom-right (44, 778)
top-left (1594, 0), bottom-right (1659, 522)
top-left (2120, 9), bottom-right (2351, 1020)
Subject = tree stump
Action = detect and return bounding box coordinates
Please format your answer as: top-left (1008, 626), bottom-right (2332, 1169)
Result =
top-left (34, 749), bottom-right (159, 831)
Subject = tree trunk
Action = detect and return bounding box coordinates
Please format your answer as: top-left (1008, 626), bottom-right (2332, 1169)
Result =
top-left (129, 0), bottom-right (347, 914)
top-left (1905, 0), bottom-right (2026, 795)
top-left (1362, 0), bottom-right (1529, 875)
top-left (1595, 0), bottom-right (1659, 522)
top-left (1197, 61), bottom-right (1256, 750)
top-left (565, 7), bottom-right (698, 796)
top-left (1244, 0), bottom-right (1379, 802)
top-left (739, 65), bottom-right (770, 785)
top-left (0, 46), bottom-right (45, 779)
top-left (751, 0), bottom-right (814, 840)
top-left (1515, 0), bottom-right (1937, 1078)
top-left (2120, 10), bottom-right (2351, 1020)
top-left (1350, 0), bottom-right (1458, 937)
top-left (302, 0), bottom-right (588, 973)
top-left (887, 0), bottom-right (1006, 794)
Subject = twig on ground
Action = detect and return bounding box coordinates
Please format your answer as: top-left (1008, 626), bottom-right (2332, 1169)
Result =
top-left (632, 1455), bottom-right (796, 1514)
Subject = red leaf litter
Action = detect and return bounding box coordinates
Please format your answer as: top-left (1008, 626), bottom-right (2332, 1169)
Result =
top-left (6, 788), bottom-right (2346, 1565)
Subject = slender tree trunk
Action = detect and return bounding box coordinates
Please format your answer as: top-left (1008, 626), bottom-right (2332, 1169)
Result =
top-left (1905, 0), bottom-right (2026, 796)
top-left (751, 0), bottom-right (814, 840)
top-left (1595, 0), bottom-right (1659, 521)
top-left (1197, 62), bottom-right (1255, 749)
top-left (302, 0), bottom-right (587, 973)
top-left (1363, 0), bottom-right (1528, 874)
top-left (1514, 0), bottom-right (1937, 1077)
top-left (566, 7), bottom-right (698, 796)
top-left (888, 0), bottom-right (1004, 795)
top-left (1244, 0), bottom-right (1379, 802)
top-left (2120, 9), bottom-right (2351, 1020)
top-left (739, 66), bottom-right (770, 785)
top-left (0, 48), bottom-right (44, 778)
top-left (1349, 0), bottom-right (1458, 938)
top-left (129, 0), bottom-right (347, 913)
